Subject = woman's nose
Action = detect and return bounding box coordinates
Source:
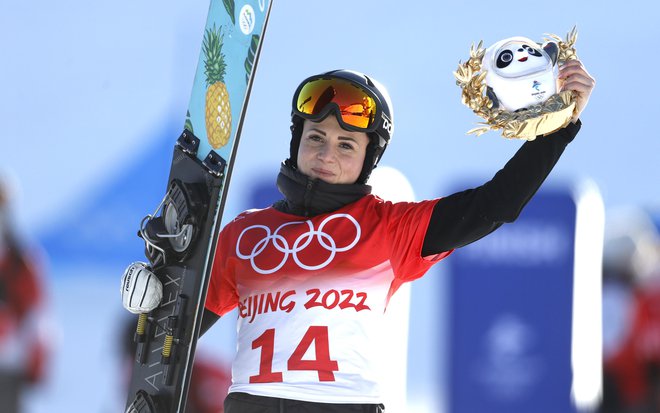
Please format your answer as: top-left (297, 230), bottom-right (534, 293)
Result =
top-left (316, 144), bottom-right (334, 161)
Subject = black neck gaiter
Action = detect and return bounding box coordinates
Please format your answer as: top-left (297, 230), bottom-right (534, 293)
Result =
top-left (274, 162), bottom-right (371, 217)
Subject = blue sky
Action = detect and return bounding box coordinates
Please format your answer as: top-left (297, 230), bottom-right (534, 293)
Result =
top-left (2, 0), bottom-right (659, 235)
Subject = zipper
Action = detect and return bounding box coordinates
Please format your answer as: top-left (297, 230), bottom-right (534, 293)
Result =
top-left (303, 179), bottom-right (314, 217)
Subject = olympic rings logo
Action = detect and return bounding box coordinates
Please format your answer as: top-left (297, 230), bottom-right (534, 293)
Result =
top-left (236, 214), bottom-right (361, 274)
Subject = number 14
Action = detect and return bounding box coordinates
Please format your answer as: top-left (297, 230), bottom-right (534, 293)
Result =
top-left (249, 326), bottom-right (339, 383)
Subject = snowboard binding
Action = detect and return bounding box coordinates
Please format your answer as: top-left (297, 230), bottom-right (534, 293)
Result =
top-left (138, 131), bottom-right (226, 268)
top-left (126, 390), bottom-right (159, 413)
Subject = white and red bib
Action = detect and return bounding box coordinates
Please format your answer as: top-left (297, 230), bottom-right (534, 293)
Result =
top-left (205, 194), bottom-right (450, 403)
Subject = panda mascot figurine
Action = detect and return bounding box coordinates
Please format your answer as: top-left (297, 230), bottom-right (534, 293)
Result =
top-left (482, 37), bottom-right (560, 112)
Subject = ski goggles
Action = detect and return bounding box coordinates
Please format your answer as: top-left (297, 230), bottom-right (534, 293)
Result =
top-left (292, 76), bottom-right (383, 133)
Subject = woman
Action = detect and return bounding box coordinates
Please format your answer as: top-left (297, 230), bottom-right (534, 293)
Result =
top-left (124, 61), bottom-right (595, 412)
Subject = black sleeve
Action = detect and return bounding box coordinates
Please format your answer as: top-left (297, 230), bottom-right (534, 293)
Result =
top-left (199, 308), bottom-right (221, 337)
top-left (422, 120), bottom-right (581, 256)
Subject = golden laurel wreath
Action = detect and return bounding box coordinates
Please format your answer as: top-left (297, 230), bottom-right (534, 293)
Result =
top-left (454, 27), bottom-right (579, 140)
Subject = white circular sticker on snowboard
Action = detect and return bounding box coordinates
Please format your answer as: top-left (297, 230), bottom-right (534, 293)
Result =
top-left (239, 5), bottom-right (256, 35)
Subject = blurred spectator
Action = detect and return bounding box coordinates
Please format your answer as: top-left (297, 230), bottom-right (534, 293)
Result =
top-left (600, 208), bottom-right (660, 413)
top-left (0, 175), bottom-right (49, 413)
top-left (122, 318), bottom-right (232, 412)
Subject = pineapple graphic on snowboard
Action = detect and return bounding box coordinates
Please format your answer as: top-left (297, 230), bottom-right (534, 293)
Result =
top-left (203, 25), bottom-right (231, 149)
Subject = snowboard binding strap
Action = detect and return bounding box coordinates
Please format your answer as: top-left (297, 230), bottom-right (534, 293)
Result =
top-left (125, 390), bottom-right (158, 413)
top-left (138, 179), bottom-right (206, 267)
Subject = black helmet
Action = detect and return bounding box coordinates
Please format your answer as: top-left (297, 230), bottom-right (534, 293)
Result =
top-left (288, 69), bottom-right (394, 184)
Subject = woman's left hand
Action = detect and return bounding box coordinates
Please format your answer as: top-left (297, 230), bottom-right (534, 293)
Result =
top-left (559, 59), bottom-right (596, 123)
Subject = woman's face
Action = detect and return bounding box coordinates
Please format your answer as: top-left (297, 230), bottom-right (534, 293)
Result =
top-left (297, 116), bottom-right (369, 185)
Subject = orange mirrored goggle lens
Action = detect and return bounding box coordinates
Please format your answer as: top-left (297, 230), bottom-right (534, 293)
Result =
top-left (295, 78), bottom-right (378, 130)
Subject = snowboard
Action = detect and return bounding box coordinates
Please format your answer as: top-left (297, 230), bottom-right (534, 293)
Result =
top-left (125, 1), bottom-right (272, 412)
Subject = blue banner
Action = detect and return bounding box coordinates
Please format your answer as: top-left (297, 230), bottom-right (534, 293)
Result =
top-left (37, 120), bottom-right (178, 270)
top-left (447, 186), bottom-right (578, 412)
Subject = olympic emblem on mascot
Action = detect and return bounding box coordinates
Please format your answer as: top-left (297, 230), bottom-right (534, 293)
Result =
top-left (236, 214), bottom-right (361, 274)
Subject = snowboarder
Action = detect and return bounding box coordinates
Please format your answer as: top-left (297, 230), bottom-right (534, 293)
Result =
top-left (122, 60), bottom-right (595, 412)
